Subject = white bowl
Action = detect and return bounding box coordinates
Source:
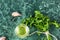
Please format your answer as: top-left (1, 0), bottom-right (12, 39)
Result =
top-left (14, 24), bottom-right (30, 38)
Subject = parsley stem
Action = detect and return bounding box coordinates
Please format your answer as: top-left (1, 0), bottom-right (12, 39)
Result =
top-left (29, 31), bottom-right (58, 40)
top-left (44, 31), bottom-right (58, 40)
top-left (29, 31), bottom-right (44, 36)
top-left (29, 31), bottom-right (38, 36)
top-left (49, 33), bottom-right (58, 40)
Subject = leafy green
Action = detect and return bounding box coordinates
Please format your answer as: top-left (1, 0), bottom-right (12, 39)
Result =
top-left (47, 35), bottom-right (52, 40)
top-left (21, 10), bottom-right (60, 40)
top-left (50, 20), bottom-right (60, 28)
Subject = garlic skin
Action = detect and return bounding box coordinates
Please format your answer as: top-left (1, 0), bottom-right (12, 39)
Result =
top-left (12, 12), bottom-right (21, 17)
top-left (0, 37), bottom-right (6, 40)
top-left (14, 24), bottom-right (30, 38)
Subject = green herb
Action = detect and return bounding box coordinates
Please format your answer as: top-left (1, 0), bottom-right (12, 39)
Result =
top-left (21, 10), bottom-right (60, 40)
top-left (19, 27), bottom-right (26, 35)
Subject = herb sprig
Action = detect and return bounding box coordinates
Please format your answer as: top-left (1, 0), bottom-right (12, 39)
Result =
top-left (21, 10), bottom-right (60, 40)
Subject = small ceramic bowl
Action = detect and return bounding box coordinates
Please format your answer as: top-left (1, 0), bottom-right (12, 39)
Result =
top-left (14, 24), bottom-right (30, 38)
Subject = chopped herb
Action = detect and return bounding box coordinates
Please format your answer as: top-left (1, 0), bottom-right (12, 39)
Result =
top-left (20, 10), bottom-right (60, 40)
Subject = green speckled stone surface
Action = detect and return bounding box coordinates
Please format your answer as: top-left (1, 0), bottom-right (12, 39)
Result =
top-left (0, 0), bottom-right (60, 40)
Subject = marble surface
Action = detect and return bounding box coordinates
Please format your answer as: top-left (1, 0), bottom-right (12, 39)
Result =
top-left (0, 0), bottom-right (60, 40)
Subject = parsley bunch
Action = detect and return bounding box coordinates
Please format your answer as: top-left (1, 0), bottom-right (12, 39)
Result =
top-left (21, 10), bottom-right (60, 40)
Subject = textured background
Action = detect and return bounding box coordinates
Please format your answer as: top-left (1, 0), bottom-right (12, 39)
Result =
top-left (0, 0), bottom-right (60, 40)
